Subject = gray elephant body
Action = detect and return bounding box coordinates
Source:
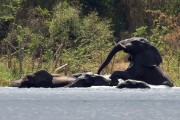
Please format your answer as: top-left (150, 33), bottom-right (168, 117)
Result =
top-left (19, 70), bottom-right (53, 88)
top-left (97, 37), bottom-right (174, 87)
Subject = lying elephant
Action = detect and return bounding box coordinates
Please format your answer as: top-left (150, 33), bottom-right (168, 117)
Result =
top-left (66, 72), bottom-right (110, 87)
top-left (10, 70), bottom-right (76, 88)
top-left (11, 76), bottom-right (76, 88)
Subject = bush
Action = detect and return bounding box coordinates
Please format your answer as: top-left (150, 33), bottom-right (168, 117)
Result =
top-left (49, 2), bottom-right (113, 74)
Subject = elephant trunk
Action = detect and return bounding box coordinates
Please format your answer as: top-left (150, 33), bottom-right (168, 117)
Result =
top-left (97, 43), bottom-right (125, 74)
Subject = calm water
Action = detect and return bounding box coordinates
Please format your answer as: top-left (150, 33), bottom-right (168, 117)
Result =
top-left (0, 86), bottom-right (180, 120)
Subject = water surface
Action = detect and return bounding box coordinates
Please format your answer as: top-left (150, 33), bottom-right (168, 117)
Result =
top-left (0, 87), bottom-right (180, 120)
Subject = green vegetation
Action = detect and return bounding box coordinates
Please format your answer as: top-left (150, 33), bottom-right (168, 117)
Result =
top-left (0, 0), bottom-right (180, 86)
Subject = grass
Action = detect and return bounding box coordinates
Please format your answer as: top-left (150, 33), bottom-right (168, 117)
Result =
top-left (0, 64), bottom-right (17, 86)
top-left (0, 51), bottom-right (180, 87)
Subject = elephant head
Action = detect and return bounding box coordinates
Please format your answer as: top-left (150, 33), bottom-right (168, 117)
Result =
top-left (67, 73), bottom-right (110, 87)
top-left (117, 79), bottom-right (150, 89)
top-left (97, 37), bottom-right (162, 74)
top-left (19, 70), bottom-right (53, 88)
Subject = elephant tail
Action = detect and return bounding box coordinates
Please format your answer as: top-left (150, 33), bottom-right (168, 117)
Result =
top-left (97, 43), bottom-right (125, 74)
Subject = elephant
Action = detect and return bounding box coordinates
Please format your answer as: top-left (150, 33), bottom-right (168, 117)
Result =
top-left (117, 80), bottom-right (150, 89)
top-left (97, 37), bottom-right (174, 87)
top-left (10, 70), bottom-right (76, 88)
top-left (66, 72), bottom-right (110, 87)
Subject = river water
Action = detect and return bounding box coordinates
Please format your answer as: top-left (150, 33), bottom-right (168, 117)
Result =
top-left (0, 86), bottom-right (180, 120)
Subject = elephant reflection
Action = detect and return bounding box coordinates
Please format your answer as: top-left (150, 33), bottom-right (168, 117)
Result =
top-left (97, 37), bottom-right (173, 87)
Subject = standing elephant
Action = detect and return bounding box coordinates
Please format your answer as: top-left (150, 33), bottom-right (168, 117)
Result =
top-left (97, 37), bottom-right (174, 87)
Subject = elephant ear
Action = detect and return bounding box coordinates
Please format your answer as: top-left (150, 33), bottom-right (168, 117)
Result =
top-left (134, 45), bottom-right (162, 67)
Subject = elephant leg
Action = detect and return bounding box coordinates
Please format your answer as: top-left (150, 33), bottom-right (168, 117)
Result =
top-left (65, 79), bottom-right (83, 87)
top-left (110, 71), bottom-right (132, 86)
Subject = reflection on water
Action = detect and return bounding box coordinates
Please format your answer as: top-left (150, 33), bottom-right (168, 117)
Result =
top-left (0, 87), bottom-right (180, 120)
